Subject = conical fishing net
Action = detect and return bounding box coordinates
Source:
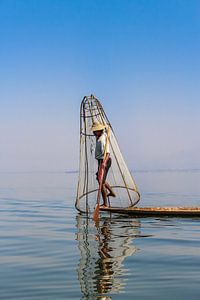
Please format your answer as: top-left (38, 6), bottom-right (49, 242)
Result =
top-left (76, 95), bottom-right (140, 214)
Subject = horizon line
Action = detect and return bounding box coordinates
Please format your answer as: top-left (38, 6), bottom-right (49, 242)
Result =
top-left (0, 168), bottom-right (200, 174)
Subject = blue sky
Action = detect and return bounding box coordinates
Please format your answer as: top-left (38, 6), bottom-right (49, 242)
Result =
top-left (1, 0), bottom-right (200, 171)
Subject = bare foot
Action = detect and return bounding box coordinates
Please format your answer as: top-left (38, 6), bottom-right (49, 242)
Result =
top-left (107, 191), bottom-right (116, 197)
top-left (100, 204), bottom-right (108, 208)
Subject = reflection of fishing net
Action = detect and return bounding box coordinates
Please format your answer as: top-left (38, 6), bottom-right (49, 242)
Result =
top-left (76, 95), bottom-right (140, 214)
top-left (76, 215), bottom-right (139, 298)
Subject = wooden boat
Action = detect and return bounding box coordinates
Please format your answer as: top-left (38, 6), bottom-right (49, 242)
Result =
top-left (100, 206), bottom-right (200, 217)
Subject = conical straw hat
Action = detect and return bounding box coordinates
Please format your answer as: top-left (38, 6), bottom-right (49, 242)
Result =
top-left (91, 122), bottom-right (105, 132)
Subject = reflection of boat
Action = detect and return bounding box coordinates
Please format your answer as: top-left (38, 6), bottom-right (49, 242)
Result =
top-left (76, 214), bottom-right (140, 299)
top-left (100, 206), bottom-right (200, 217)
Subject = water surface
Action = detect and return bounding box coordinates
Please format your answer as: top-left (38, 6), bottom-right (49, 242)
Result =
top-left (0, 171), bottom-right (200, 300)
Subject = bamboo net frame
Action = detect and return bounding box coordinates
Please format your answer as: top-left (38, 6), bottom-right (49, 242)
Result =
top-left (75, 95), bottom-right (140, 214)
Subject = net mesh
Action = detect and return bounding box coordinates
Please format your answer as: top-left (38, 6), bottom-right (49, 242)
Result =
top-left (76, 95), bottom-right (140, 213)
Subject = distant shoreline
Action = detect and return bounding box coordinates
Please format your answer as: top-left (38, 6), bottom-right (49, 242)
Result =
top-left (1, 169), bottom-right (200, 174)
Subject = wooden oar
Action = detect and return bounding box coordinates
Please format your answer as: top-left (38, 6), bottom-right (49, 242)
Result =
top-left (93, 162), bottom-right (104, 221)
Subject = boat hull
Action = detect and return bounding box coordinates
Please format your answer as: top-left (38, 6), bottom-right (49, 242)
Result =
top-left (100, 206), bottom-right (200, 217)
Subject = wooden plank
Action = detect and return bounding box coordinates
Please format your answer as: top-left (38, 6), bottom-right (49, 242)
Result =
top-left (100, 206), bottom-right (200, 217)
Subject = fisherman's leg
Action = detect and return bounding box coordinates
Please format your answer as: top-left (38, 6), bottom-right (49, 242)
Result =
top-left (103, 158), bottom-right (116, 197)
top-left (101, 183), bottom-right (108, 207)
top-left (105, 182), bottom-right (116, 197)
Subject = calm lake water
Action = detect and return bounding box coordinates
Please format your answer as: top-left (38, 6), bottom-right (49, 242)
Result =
top-left (0, 170), bottom-right (200, 300)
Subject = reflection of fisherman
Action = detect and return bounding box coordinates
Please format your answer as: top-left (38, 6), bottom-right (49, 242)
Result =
top-left (76, 214), bottom-right (139, 299)
top-left (96, 219), bottom-right (114, 295)
top-left (92, 122), bottom-right (116, 207)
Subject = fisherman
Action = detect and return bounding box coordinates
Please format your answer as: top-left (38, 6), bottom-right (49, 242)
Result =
top-left (92, 122), bottom-right (116, 207)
